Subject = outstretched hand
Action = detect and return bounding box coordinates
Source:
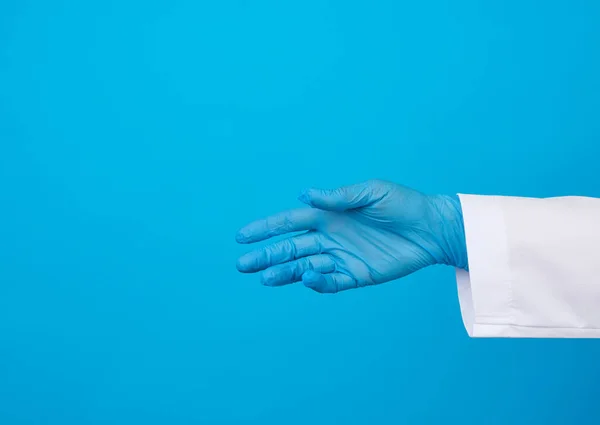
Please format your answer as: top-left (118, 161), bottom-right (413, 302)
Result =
top-left (235, 179), bottom-right (467, 293)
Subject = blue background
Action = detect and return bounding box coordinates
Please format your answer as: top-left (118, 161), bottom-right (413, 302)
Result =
top-left (1, 0), bottom-right (600, 423)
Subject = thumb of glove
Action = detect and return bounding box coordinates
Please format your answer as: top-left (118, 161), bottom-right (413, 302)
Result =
top-left (298, 181), bottom-right (377, 212)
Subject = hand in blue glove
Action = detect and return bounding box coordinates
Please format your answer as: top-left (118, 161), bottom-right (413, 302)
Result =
top-left (235, 180), bottom-right (468, 293)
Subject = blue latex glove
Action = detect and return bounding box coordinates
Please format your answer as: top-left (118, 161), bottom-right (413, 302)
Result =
top-left (236, 179), bottom-right (468, 293)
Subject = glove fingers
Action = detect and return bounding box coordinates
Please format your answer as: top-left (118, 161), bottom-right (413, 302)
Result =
top-left (236, 208), bottom-right (322, 244)
top-left (302, 270), bottom-right (357, 293)
top-left (260, 255), bottom-right (336, 287)
top-left (236, 232), bottom-right (322, 273)
top-left (298, 180), bottom-right (383, 212)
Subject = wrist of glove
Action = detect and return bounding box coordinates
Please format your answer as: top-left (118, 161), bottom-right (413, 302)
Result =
top-left (427, 194), bottom-right (469, 271)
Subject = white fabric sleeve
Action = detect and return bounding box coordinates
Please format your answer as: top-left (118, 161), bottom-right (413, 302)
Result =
top-left (456, 194), bottom-right (600, 338)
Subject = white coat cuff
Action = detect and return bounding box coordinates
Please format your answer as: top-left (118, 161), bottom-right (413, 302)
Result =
top-left (455, 194), bottom-right (515, 337)
top-left (455, 194), bottom-right (600, 338)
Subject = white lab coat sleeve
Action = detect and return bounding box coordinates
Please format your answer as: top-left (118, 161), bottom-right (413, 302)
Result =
top-left (456, 194), bottom-right (600, 338)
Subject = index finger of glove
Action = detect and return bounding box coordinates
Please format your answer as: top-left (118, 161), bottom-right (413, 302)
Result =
top-left (236, 208), bottom-right (322, 244)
